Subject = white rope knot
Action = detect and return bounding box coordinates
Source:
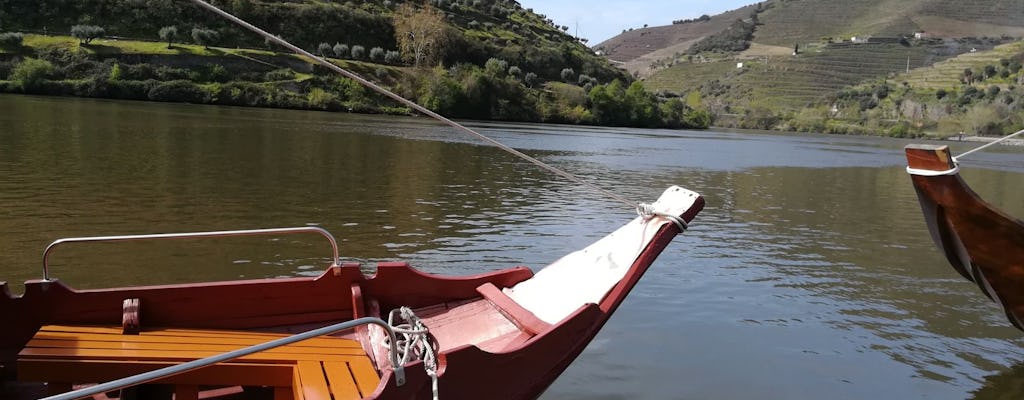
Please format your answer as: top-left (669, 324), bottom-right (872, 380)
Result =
top-left (387, 306), bottom-right (440, 400)
top-left (637, 203), bottom-right (688, 232)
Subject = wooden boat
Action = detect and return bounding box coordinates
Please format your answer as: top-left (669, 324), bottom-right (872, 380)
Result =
top-left (0, 186), bottom-right (704, 400)
top-left (905, 144), bottom-right (1024, 330)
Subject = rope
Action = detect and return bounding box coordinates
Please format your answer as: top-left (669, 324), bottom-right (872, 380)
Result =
top-left (906, 165), bottom-right (960, 176)
top-left (954, 128), bottom-right (1024, 162)
top-left (188, 0), bottom-right (637, 209)
top-left (387, 307), bottom-right (439, 400)
top-left (636, 203), bottom-right (688, 232)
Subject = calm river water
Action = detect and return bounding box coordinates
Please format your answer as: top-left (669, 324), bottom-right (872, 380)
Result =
top-left (2, 94), bottom-right (1024, 399)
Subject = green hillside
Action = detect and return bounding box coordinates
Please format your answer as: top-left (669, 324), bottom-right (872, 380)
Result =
top-left (628, 0), bottom-right (1024, 134)
top-left (0, 0), bottom-right (622, 83)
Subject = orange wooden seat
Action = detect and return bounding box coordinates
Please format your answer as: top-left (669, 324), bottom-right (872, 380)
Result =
top-left (18, 325), bottom-right (381, 400)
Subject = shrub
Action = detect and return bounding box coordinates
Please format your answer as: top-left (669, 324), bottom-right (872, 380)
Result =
top-left (524, 72), bottom-right (538, 87)
top-left (71, 25), bottom-right (105, 45)
top-left (0, 32), bottom-right (24, 48)
top-left (936, 88), bottom-right (947, 100)
top-left (384, 50), bottom-right (401, 64)
top-left (484, 58), bottom-right (508, 77)
top-left (369, 47), bottom-right (385, 62)
top-left (508, 66), bottom-right (522, 79)
top-left (11, 58), bottom-right (55, 91)
top-left (351, 45), bottom-right (365, 59)
top-left (265, 68), bottom-right (296, 81)
top-left (148, 80), bottom-right (209, 103)
top-left (560, 68), bottom-right (574, 82)
top-left (307, 87), bottom-right (339, 110)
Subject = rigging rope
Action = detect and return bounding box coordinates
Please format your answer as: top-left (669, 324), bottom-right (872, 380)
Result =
top-left (954, 128), bottom-right (1024, 162)
top-left (189, 0), bottom-right (639, 210)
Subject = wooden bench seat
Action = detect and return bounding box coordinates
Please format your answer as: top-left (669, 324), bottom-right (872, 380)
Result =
top-left (18, 325), bottom-right (381, 400)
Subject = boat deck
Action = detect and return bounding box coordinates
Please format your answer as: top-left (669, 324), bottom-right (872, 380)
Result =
top-left (17, 325), bottom-right (380, 400)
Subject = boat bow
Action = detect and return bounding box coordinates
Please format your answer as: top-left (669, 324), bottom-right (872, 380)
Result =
top-left (906, 144), bottom-right (1024, 329)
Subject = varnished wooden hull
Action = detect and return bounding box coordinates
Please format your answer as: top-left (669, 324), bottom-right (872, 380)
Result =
top-left (1, 193), bottom-right (704, 399)
top-left (906, 144), bottom-right (1024, 329)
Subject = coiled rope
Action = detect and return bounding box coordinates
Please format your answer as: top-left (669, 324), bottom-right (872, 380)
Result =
top-left (387, 307), bottom-right (439, 400)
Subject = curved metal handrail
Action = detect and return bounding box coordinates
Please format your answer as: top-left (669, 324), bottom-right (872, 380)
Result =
top-left (41, 317), bottom-right (406, 400)
top-left (42, 227), bottom-right (340, 281)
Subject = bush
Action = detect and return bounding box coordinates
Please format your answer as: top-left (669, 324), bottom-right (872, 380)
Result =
top-left (10, 58), bottom-right (55, 91)
top-left (384, 50), bottom-right (401, 64)
top-left (70, 25), bottom-right (105, 45)
top-left (351, 45), bottom-right (365, 59)
top-left (0, 32), bottom-right (24, 48)
top-left (524, 72), bottom-right (538, 87)
top-left (560, 68), bottom-right (574, 82)
top-left (265, 68), bottom-right (296, 81)
top-left (147, 80), bottom-right (209, 103)
top-left (369, 47), bottom-right (385, 62)
top-left (333, 43), bottom-right (349, 58)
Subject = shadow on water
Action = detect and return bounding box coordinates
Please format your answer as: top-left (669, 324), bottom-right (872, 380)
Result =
top-left (972, 362), bottom-right (1024, 400)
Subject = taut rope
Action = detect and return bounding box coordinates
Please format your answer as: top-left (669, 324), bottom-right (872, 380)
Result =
top-left (954, 128), bottom-right (1024, 162)
top-left (189, 0), bottom-right (640, 210)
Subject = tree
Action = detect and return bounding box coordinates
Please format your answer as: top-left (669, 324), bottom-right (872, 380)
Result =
top-left (158, 26), bottom-right (178, 49)
top-left (351, 45), bottom-right (366, 59)
top-left (191, 28), bottom-right (219, 49)
top-left (333, 43), bottom-right (349, 58)
top-left (370, 47), bottom-right (385, 62)
top-left (317, 42), bottom-right (332, 57)
top-left (393, 3), bottom-right (449, 67)
top-left (70, 25), bottom-right (105, 45)
top-left (384, 50), bottom-right (402, 64)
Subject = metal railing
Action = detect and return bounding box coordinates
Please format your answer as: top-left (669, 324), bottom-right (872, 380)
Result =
top-left (41, 317), bottom-right (406, 400)
top-left (42, 227), bottom-right (340, 281)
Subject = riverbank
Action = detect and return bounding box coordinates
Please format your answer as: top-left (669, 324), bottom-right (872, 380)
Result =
top-left (948, 135), bottom-right (1024, 146)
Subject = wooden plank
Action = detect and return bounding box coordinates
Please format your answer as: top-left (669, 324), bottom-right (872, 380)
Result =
top-left (18, 359), bottom-right (294, 386)
top-left (26, 337), bottom-right (364, 356)
top-left (38, 326), bottom-right (360, 348)
top-left (19, 347), bottom-right (358, 363)
top-left (345, 357), bottom-right (382, 396)
top-left (321, 361), bottom-right (362, 400)
top-left (295, 361), bottom-right (332, 400)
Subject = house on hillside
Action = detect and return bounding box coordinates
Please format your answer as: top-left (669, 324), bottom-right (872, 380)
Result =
top-left (914, 31), bottom-right (930, 39)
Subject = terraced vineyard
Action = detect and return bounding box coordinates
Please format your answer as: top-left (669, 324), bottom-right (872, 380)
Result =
top-left (646, 41), bottom-right (976, 110)
top-left (900, 40), bottom-right (1024, 89)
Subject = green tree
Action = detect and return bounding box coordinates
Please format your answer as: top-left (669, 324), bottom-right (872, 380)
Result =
top-left (394, 3), bottom-right (450, 67)
top-left (191, 28), bottom-right (219, 49)
top-left (70, 25), bottom-right (105, 45)
top-left (158, 26), bottom-right (177, 49)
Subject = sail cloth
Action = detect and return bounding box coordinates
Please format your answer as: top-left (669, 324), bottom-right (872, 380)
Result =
top-left (504, 186), bottom-right (700, 324)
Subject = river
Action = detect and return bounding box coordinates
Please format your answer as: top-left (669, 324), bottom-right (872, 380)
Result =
top-left (2, 94), bottom-right (1024, 399)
